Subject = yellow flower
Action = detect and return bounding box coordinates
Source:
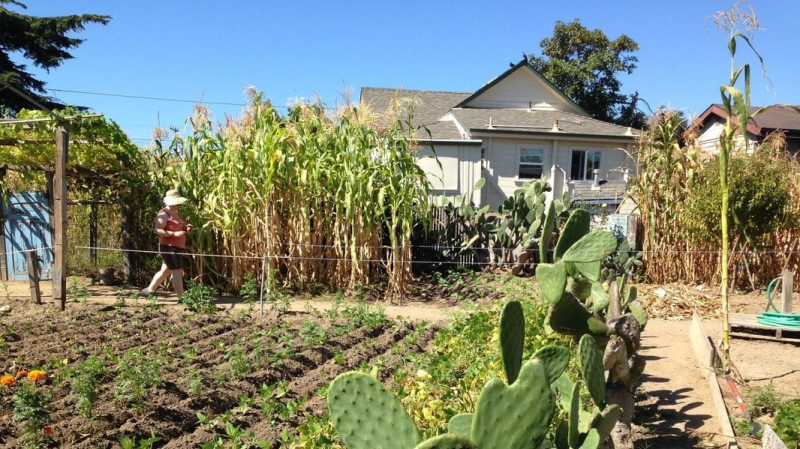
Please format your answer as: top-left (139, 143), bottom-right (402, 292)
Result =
top-left (15, 370), bottom-right (27, 379)
top-left (0, 375), bottom-right (14, 387)
top-left (27, 370), bottom-right (46, 382)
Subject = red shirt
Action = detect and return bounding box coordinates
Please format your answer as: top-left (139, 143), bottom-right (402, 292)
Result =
top-left (159, 208), bottom-right (187, 248)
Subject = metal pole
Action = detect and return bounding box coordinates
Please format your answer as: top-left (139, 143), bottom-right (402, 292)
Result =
top-left (259, 254), bottom-right (266, 316)
top-left (52, 121), bottom-right (68, 310)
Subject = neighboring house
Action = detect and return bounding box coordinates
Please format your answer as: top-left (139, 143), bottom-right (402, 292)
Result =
top-left (692, 104), bottom-right (800, 154)
top-left (360, 60), bottom-right (639, 211)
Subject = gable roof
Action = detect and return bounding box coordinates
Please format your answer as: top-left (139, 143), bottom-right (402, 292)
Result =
top-left (360, 87), bottom-right (469, 127)
top-left (455, 59), bottom-right (590, 117)
top-left (695, 104), bottom-right (800, 136)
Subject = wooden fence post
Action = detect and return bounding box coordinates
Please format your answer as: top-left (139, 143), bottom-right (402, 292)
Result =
top-left (782, 270), bottom-right (793, 314)
top-left (52, 121), bottom-right (69, 310)
top-left (26, 249), bottom-right (41, 304)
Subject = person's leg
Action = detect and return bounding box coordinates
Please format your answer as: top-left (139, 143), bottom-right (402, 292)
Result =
top-left (144, 263), bottom-right (171, 293)
top-left (171, 269), bottom-right (185, 295)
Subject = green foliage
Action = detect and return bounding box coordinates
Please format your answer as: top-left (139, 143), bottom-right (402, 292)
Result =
top-left (775, 399), bottom-right (800, 448)
top-left (239, 272), bottom-right (259, 309)
top-left (529, 19), bottom-right (646, 128)
top-left (0, 3), bottom-right (110, 114)
top-left (179, 281), bottom-right (218, 314)
top-left (499, 301), bottom-right (525, 384)
top-left (69, 355), bottom-right (107, 419)
top-left (684, 154), bottom-right (792, 245)
top-left (114, 349), bottom-right (165, 408)
top-left (118, 430), bottom-right (162, 449)
top-left (12, 380), bottom-right (51, 448)
top-left (746, 381), bottom-right (780, 417)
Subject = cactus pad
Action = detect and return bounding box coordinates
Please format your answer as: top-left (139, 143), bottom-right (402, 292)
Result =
top-left (327, 372), bottom-right (421, 449)
top-left (579, 428), bottom-right (601, 449)
top-left (540, 201), bottom-right (557, 263)
top-left (628, 300), bottom-right (648, 329)
top-left (569, 277), bottom-right (593, 301)
top-left (590, 282), bottom-right (610, 313)
top-left (499, 301), bottom-right (525, 384)
top-left (414, 434), bottom-right (477, 449)
top-left (532, 345), bottom-right (570, 384)
top-left (447, 414), bottom-right (473, 439)
top-left (592, 404), bottom-right (621, 442)
top-left (554, 209), bottom-right (590, 261)
top-left (562, 231), bottom-right (617, 264)
top-left (574, 260), bottom-right (602, 282)
top-left (547, 292), bottom-right (593, 336)
top-left (568, 380), bottom-right (581, 449)
top-left (579, 335), bottom-right (606, 409)
top-left (536, 261), bottom-right (567, 306)
top-left (472, 360), bottom-right (555, 449)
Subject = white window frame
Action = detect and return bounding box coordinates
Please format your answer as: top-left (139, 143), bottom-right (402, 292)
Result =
top-left (517, 146), bottom-right (547, 180)
top-left (570, 149), bottom-right (602, 181)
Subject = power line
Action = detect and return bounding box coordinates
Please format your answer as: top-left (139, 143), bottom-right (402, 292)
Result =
top-left (49, 88), bottom-right (247, 107)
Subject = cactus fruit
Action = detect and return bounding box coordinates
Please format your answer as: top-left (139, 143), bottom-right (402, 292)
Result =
top-left (628, 300), bottom-right (648, 329)
top-left (327, 371), bottom-right (421, 449)
top-left (579, 335), bottom-right (606, 410)
top-left (532, 345), bottom-right (570, 384)
top-left (536, 261), bottom-right (567, 306)
top-left (590, 282), bottom-right (610, 313)
top-left (447, 414), bottom-right (473, 439)
top-left (554, 209), bottom-right (590, 261)
top-left (540, 201), bottom-right (557, 263)
top-left (414, 434), bottom-right (477, 449)
top-left (562, 231), bottom-right (618, 264)
top-left (472, 360), bottom-right (555, 449)
top-left (499, 301), bottom-right (525, 384)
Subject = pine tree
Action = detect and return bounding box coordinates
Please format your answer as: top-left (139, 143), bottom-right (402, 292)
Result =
top-left (0, 1), bottom-right (110, 114)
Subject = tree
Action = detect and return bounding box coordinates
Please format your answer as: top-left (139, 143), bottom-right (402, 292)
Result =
top-left (529, 19), bottom-right (647, 129)
top-left (0, 1), bottom-right (110, 115)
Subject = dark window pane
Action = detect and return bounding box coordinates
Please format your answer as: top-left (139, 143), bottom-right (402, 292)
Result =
top-left (519, 164), bottom-right (543, 179)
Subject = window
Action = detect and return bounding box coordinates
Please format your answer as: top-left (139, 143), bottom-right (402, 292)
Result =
top-left (571, 150), bottom-right (601, 180)
top-left (519, 148), bottom-right (544, 179)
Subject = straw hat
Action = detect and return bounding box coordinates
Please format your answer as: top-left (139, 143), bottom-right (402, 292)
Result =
top-left (163, 189), bottom-right (188, 206)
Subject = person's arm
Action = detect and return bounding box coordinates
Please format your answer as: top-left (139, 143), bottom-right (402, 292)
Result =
top-left (154, 211), bottom-right (185, 238)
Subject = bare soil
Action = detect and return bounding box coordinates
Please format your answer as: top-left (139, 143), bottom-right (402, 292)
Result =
top-left (0, 295), bottom-right (438, 448)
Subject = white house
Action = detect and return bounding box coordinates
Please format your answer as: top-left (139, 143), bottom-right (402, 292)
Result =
top-left (692, 103), bottom-right (800, 154)
top-left (361, 60), bottom-right (640, 211)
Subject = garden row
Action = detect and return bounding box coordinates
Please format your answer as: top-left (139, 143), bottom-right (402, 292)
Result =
top-left (0, 297), bottom-right (437, 448)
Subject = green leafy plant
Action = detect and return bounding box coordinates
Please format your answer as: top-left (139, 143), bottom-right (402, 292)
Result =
top-left (114, 349), bottom-right (165, 408)
top-left (775, 399), bottom-right (800, 448)
top-left (69, 355), bottom-right (107, 419)
top-left (11, 371), bottom-right (51, 449)
top-left (68, 278), bottom-right (90, 303)
top-left (118, 430), bottom-right (162, 449)
top-left (239, 272), bottom-right (259, 310)
top-left (179, 281), bottom-right (217, 314)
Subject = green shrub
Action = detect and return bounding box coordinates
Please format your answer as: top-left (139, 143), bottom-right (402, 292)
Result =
top-left (775, 399), bottom-right (800, 448)
top-left (179, 282), bottom-right (217, 314)
top-left (683, 154), bottom-right (792, 245)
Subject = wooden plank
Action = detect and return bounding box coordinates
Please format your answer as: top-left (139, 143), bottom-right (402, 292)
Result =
top-left (730, 331), bottom-right (800, 344)
top-left (52, 122), bottom-right (68, 310)
top-left (690, 313), bottom-right (714, 370)
top-left (782, 270), bottom-right (793, 314)
top-left (26, 250), bottom-right (40, 304)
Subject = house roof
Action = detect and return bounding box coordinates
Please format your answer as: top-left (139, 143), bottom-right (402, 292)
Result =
top-left (452, 108), bottom-right (639, 139)
top-left (695, 104), bottom-right (800, 136)
top-left (455, 59), bottom-right (589, 117)
top-left (359, 87), bottom-right (470, 128)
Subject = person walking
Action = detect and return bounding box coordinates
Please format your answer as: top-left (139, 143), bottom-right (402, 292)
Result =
top-left (141, 189), bottom-right (191, 296)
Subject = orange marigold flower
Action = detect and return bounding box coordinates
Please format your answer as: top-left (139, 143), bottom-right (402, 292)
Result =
top-left (43, 427), bottom-right (53, 436)
top-left (15, 370), bottom-right (27, 379)
top-left (27, 370), bottom-right (46, 382)
top-left (0, 375), bottom-right (14, 387)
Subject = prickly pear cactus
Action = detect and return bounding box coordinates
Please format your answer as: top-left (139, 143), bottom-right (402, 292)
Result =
top-left (414, 434), bottom-right (476, 449)
top-left (327, 372), bottom-right (421, 449)
top-left (499, 301), bottom-right (525, 384)
top-left (579, 335), bottom-right (606, 410)
top-left (532, 345), bottom-right (570, 384)
top-left (471, 360), bottom-right (555, 449)
top-left (447, 414), bottom-right (473, 439)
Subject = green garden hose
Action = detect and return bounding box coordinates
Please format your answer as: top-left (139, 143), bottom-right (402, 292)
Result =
top-left (758, 277), bottom-right (800, 328)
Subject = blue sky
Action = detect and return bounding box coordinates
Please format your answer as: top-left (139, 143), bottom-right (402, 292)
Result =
top-left (11, 1), bottom-right (800, 145)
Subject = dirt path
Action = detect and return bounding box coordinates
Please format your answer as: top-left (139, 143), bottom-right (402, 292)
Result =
top-left (0, 280), bottom-right (458, 322)
top-left (636, 319), bottom-right (725, 448)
